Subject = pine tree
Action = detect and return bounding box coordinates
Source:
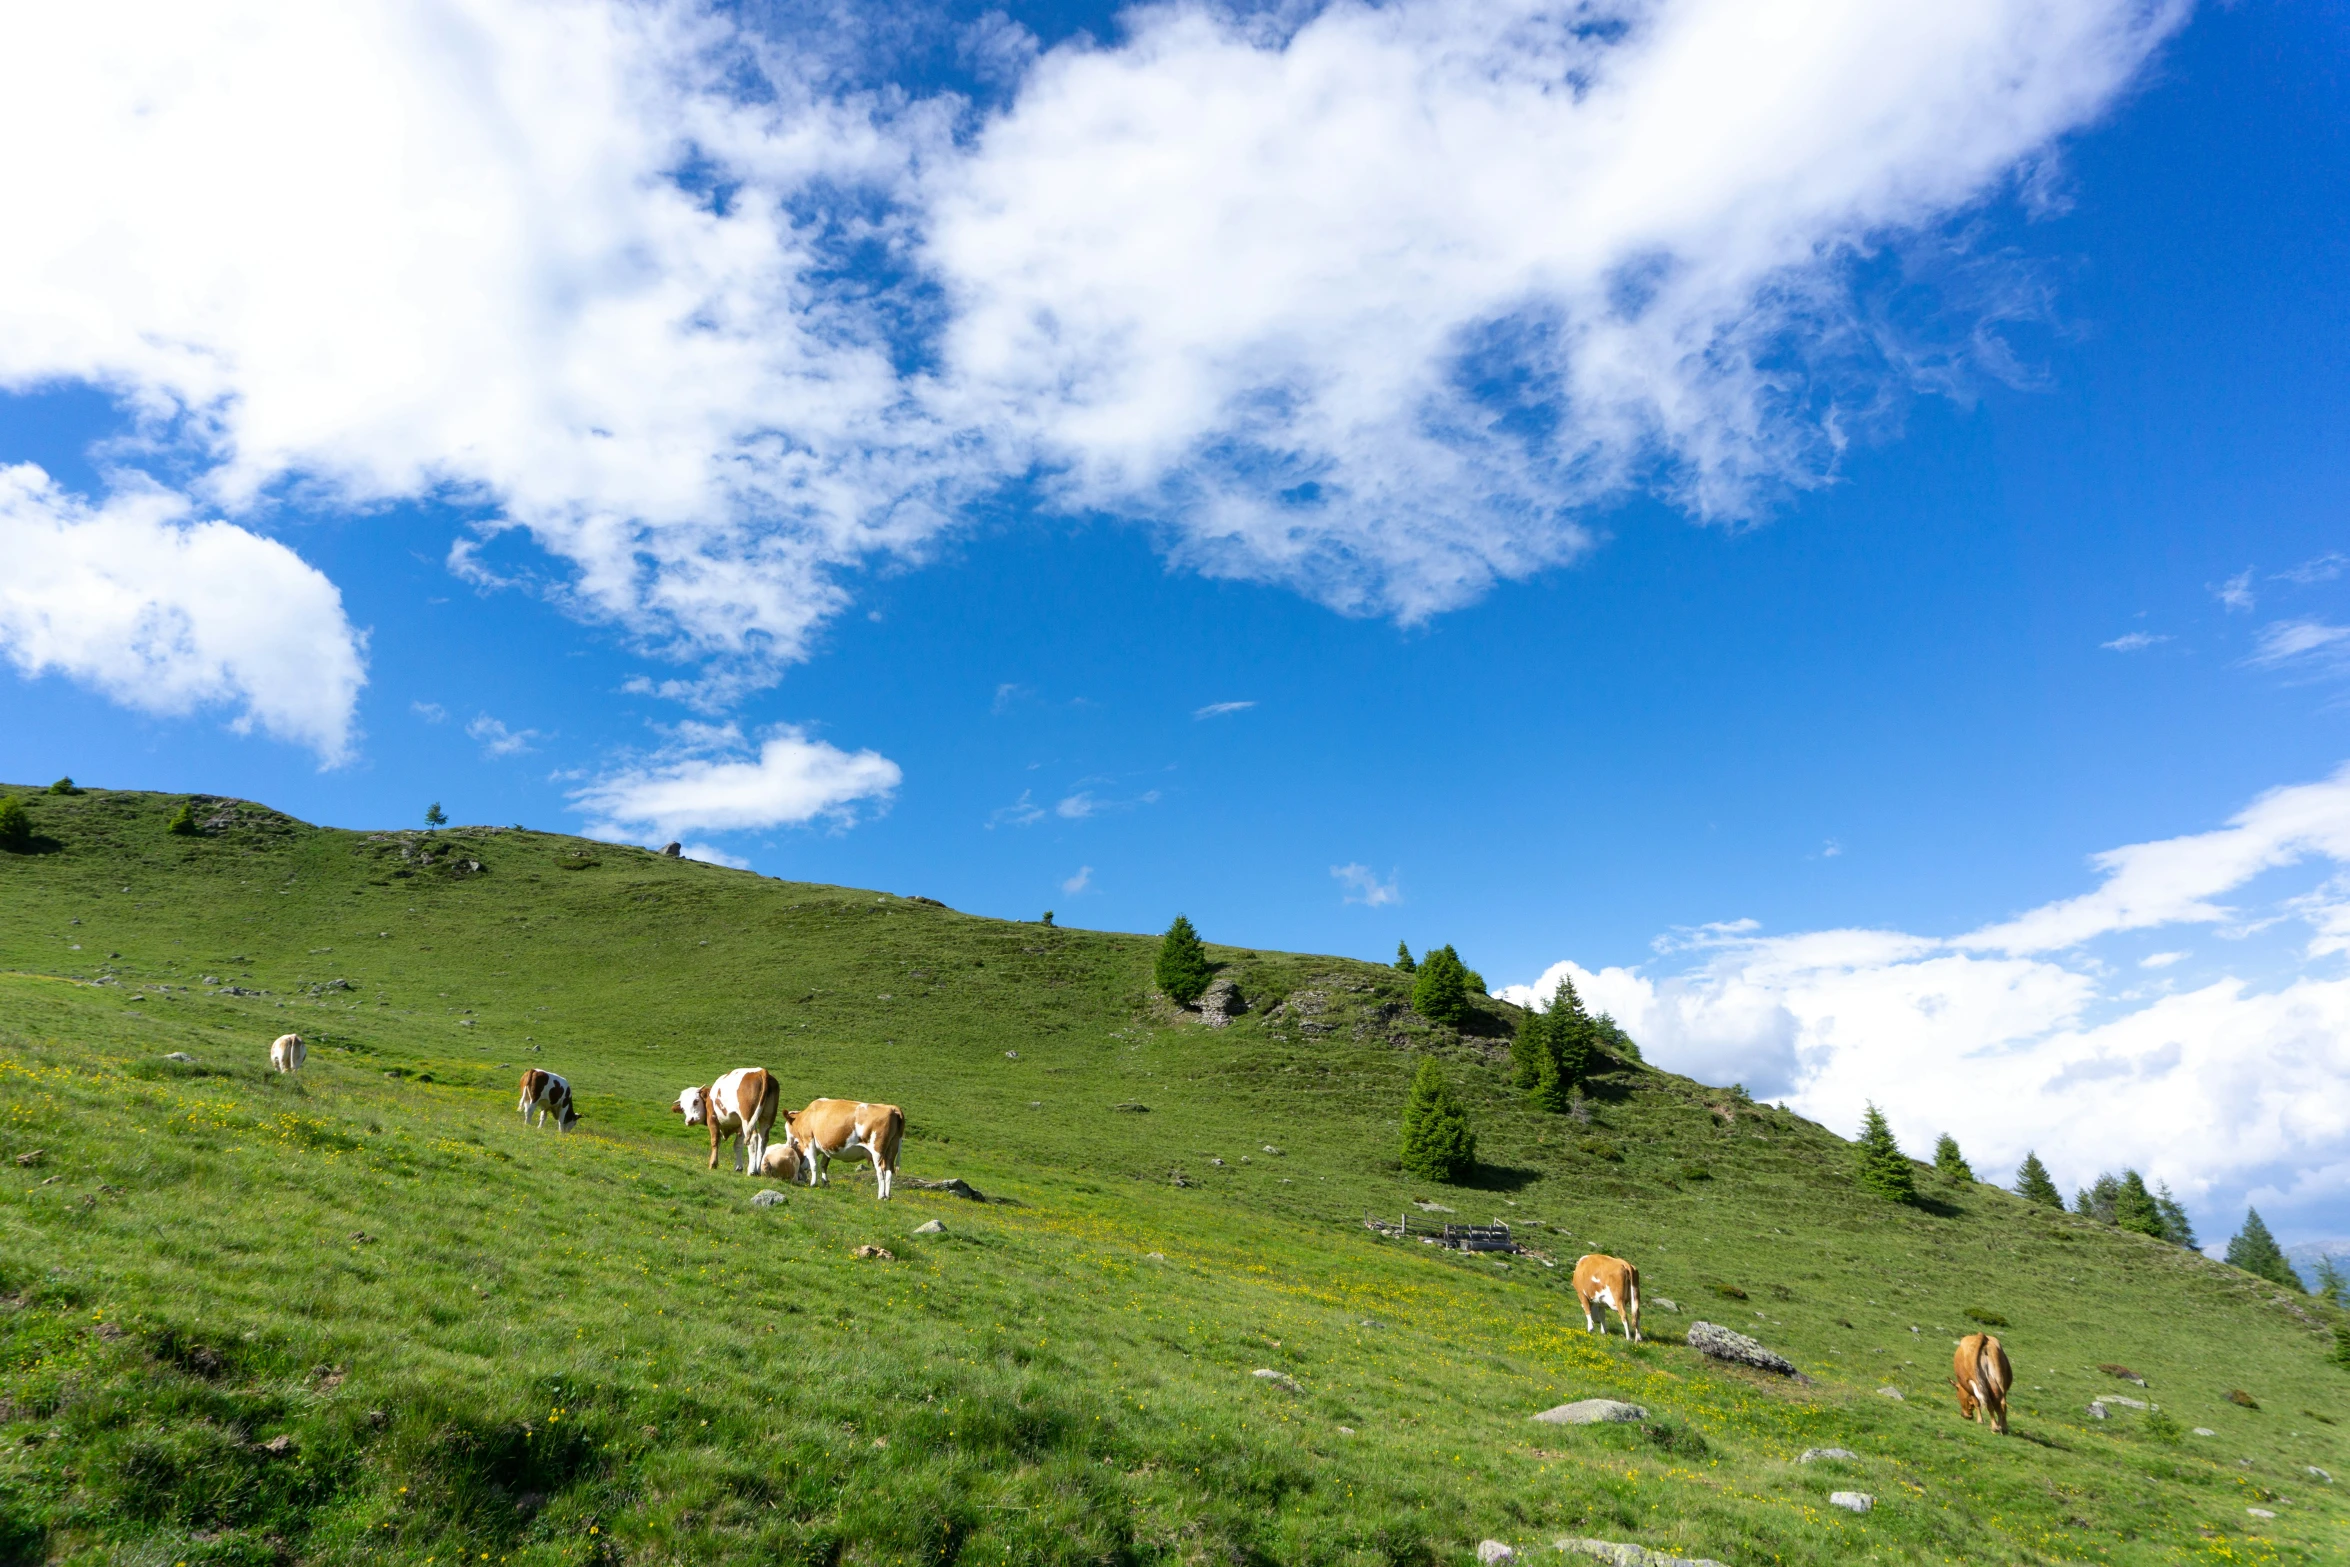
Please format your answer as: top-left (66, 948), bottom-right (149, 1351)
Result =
top-left (424, 802), bottom-right (448, 828)
top-left (1593, 1012), bottom-right (1640, 1062)
top-left (2013, 1151), bottom-right (2062, 1209)
top-left (1154, 915), bottom-right (1213, 1006)
top-left (1546, 976), bottom-right (1593, 1087)
top-left (1410, 945), bottom-right (1471, 1026)
top-left (2332, 1322), bottom-right (2350, 1371)
top-left (47, 776), bottom-right (79, 795)
top-left (1933, 1134), bottom-right (1973, 1184)
top-left (2225, 1209), bottom-right (2303, 1290)
top-left (1529, 1028), bottom-right (1572, 1114)
top-left (2076, 1173), bottom-right (2121, 1224)
top-left (2152, 1180), bottom-right (2197, 1250)
top-left (2113, 1170), bottom-right (2165, 1239)
top-left (1399, 1057), bottom-right (1476, 1182)
top-left (1509, 1007), bottom-right (1548, 1091)
top-left (165, 801), bottom-right (198, 836)
top-left (0, 797), bottom-right (29, 852)
top-left (2315, 1255), bottom-right (2349, 1309)
top-left (1394, 942), bottom-right (1417, 974)
top-left (1854, 1104), bottom-right (1916, 1205)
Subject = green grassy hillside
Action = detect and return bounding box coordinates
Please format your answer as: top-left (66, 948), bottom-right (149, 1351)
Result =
top-left (0, 785), bottom-right (2342, 1566)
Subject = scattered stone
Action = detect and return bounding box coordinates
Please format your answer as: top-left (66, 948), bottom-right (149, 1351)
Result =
top-left (259, 1435), bottom-right (296, 1456)
top-left (1476, 1542), bottom-right (1517, 1565)
top-left (1415, 1199), bottom-right (1455, 1212)
top-left (350, 1232), bottom-right (372, 1244)
top-left (14, 1150), bottom-right (43, 1168)
top-left (906, 1177), bottom-right (990, 1201)
top-left (1261, 1145), bottom-right (1283, 1156)
top-left (851, 1245), bottom-right (895, 1261)
top-left (2085, 1404), bottom-right (2108, 1421)
top-left (2098, 1363), bottom-right (2147, 1386)
top-left (1531, 1399), bottom-right (1648, 1426)
top-left (1336, 1425), bottom-right (1356, 1435)
top-left (662, 842), bottom-right (682, 857)
top-left (750, 1190), bottom-right (787, 1209)
top-left (1004, 1049), bottom-right (1019, 1059)
top-left (2246, 1508), bottom-right (2276, 1520)
top-left (911, 1219), bottom-right (944, 1235)
top-left (1252, 1369), bottom-right (1301, 1393)
top-left (1828, 1492), bottom-right (1872, 1514)
top-left (1552, 1539), bottom-right (1730, 1567)
top-left (1650, 1297), bottom-right (1679, 1313)
top-left (1113, 1102), bottom-right (1149, 1113)
top-left (1210, 1157), bottom-right (1225, 1167)
top-left (2227, 1389), bottom-right (2260, 1409)
top-left (163, 1052), bottom-right (196, 1063)
top-left (1799, 1448), bottom-right (1860, 1463)
top-left (1144, 1252), bottom-right (1165, 1263)
top-left (2092, 1394), bottom-right (2149, 1411)
top-left (1876, 1387), bottom-right (1905, 1402)
top-left (639, 1426), bottom-right (658, 1440)
top-left (459, 1019), bottom-right (475, 1027)
top-left (1686, 1321), bottom-right (1801, 1377)
top-left (2193, 1427), bottom-right (2216, 1436)
top-left (2308, 1465), bottom-right (2333, 1483)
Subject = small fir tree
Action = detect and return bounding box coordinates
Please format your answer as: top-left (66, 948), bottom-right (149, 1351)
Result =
top-left (2332, 1322), bottom-right (2350, 1371)
top-left (1529, 1028), bottom-right (1573, 1114)
top-left (1854, 1103), bottom-right (1917, 1205)
top-left (1410, 945), bottom-right (1471, 1026)
top-left (1509, 1008), bottom-right (1548, 1091)
top-left (2114, 1170), bottom-right (2165, 1239)
top-left (1399, 1058), bottom-right (1476, 1182)
top-left (2014, 1151), bottom-right (2062, 1209)
top-left (2225, 1208), bottom-right (2302, 1290)
top-left (2152, 1180), bottom-right (2197, 1250)
top-left (2314, 1255), bottom-right (2350, 1309)
top-left (165, 801), bottom-right (198, 836)
top-left (424, 801), bottom-right (448, 828)
top-left (1394, 942), bottom-right (1416, 974)
top-left (47, 776), bottom-right (79, 795)
top-left (2076, 1173), bottom-right (2121, 1225)
top-left (1593, 1011), bottom-right (1640, 1061)
top-left (0, 797), bottom-right (30, 852)
top-left (1933, 1134), bottom-right (1974, 1184)
top-left (1546, 976), bottom-right (1594, 1087)
top-left (1154, 914), bottom-right (1213, 1006)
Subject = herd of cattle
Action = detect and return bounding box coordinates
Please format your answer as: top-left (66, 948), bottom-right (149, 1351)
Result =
top-left (270, 1032), bottom-right (2013, 1430)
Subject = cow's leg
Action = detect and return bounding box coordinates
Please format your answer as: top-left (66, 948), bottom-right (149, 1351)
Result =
top-left (1581, 1296), bottom-right (1598, 1334)
top-left (867, 1145), bottom-right (888, 1199)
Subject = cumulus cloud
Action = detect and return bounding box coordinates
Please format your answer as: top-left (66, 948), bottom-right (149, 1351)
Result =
top-left (0, 463), bottom-right (364, 762)
top-left (0, 0), bottom-right (2187, 701)
top-left (571, 722), bottom-right (900, 841)
top-left (1333, 863), bottom-right (1402, 907)
top-left (1500, 763), bottom-right (2350, 1240)
top-left (466, 714), bottom-right (544, 758)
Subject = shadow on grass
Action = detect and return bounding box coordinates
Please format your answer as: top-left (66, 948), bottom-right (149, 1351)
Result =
top-left (1459, 1163), bottom-right (1542, 1194)
top-left (0, 835), bottom-right (65, 856)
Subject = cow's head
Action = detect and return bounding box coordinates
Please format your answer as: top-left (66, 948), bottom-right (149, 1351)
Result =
top-left (673, 1085), bottom-right (708, 1126)
top-left (1952, 1376), bottom-right (1980, 1422)
top-left (558, 1099), bottom-right (581, 1131)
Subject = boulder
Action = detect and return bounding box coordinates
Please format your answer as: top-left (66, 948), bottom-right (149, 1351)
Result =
top-left (2092, 1394), bottom-right (2148, 1410)
top-left (1553, 1540), bottom-right (1730, 1567)
top-left (1198, 976), bottom-right (1247, 1029)
top-left (911, 1219), bottom-right (945, 1235)
top-left (1477, 1543), bottom-right (1517, 1564)
top-left (1685, 1321), bottom-right (1801, 1377)
top-left (907, 1177), bottom-right (989, 1201)
top-left (852, 1245), bottom-right (895, 1261)
top-left (1875, 1387), bottom-right (1904, 1401)
top-left (1649, 1296), bottom-right (1679, 1313)
top-left (164, 1052), bottom-right (196, 1063)
top-left (1531, 1399), bottom-right (1647, 1426)
top-left (1799, 1448), bottom-right (1860, 1463)
top-left (1251, 1368), bottom-right (1301, 1393)
top-left (750, 1190), bottom-right (787, 1209)
top-left (1828, 1492), bottom-right (1872, 1514)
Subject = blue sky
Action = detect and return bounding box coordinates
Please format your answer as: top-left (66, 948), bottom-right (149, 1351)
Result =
top-left (2, 0), bottom-right (2347, 1250)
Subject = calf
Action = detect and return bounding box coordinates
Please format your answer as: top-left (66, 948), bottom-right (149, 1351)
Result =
top-left (1571, 1252), bottom-right (1643, 1341)
top-left (1952, 1332), bottom-right (2012, 1434)
top-left (673, 1068), bottom-right (778, 1174)
top-left (269, 1033), bottom-right (305, 1074)
top-left (517, 1068), bottom-right (579, 1132)
top-left (770, 1098), bottom-right (905, 1199)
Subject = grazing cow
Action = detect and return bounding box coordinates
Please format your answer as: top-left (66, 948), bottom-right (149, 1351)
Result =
top-left (1571, 1252), bottom-right (1643, 1341)
top-left (768, 1098), bottom-right (905, 1199)
top-left (673, 1068), bottom-right (778, 1174)
top-left (516, 1068), bottom-right (579, 1132)
top-left (269, 1033), bottom-right (305, 1074)
top-left (1952, 1332), bottom-right (2013, 1434)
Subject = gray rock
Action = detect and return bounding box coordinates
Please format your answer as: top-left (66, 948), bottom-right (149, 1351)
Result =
top-left (2193, 1427), bottom-right (2215, 1436)
top-left (2092, 1394), bottom-right (2148, 1410)
top-left (1876, 1386), bottom-right (1904, 1401)
top-left (1477, 1543), bottom-right (1517, 1565)
top-left (1828, 1492), bottom-right (1872, 1514)
top-left (1685, 1320), bottom-right (1801, 1376)
top-left (911, 1219), bottom-right (944, 1235)
top-left (2309, 1465), bottom-right (2333, 1483)
top-left (2246, 1507), bottom-right (2276, 1520)
top-left (1532, 1399), bottom-right (1648, 1426)
top-left (2085, 1404), bottom-right (2109, 1421)
top-left (1199, 976), bottom-right (1248, 1029)
top-left (1649, 1296), bottom-right (1679, 1313)
top-left (1261, 1144), bottom-right (1283, 1155)
top-left (1553, 1539), bottom-right (1730, 1567)
top-left (750, 1190), bottom-right (787, 1209)
top-left (1251, 1368), bottom-right (1301, 1393)
top-left (163, 1052), bottom-right (196, 1062)
top-left (1799, 1448), bottom-right (1859, 1463)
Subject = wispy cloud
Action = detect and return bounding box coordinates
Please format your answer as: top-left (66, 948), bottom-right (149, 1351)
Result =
top-left (2101, 631), bottom-right (2168, 653)
top-left (411, 702), bottom-right (446, 723)
top-left (572, 722), bottom-right (899, 843)
top-left (986, 790), bottom-right (1045, 830)
top-left (1193, 700), bottom-right (1256, 720)
top-left (466, 713), bottom-right (543, 759)
top-left (2213, 568), bottom-right (2255, 613)
top-left (2277, 553), bottom-right (2349, 586)
top-left (2140, 950), bottom-right (2188, 969)
top-left (1820, 839), bottom-right (1844, 859)
top-left (991, 683), bottom-right (1030, 716)
top-left (1061, 865), bottom-right (1092, 895)
top-left (1332, 863), bottom-right (1402, 908)
top-left (2249, 619), bottom-right (2350, 676)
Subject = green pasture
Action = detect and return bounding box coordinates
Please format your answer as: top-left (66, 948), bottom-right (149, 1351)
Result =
top-left (0, 785), bottom-right (2341, 1564)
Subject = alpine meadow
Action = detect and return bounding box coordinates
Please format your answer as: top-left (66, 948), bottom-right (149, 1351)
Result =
top-left (0, 785), bottom-right (2343, 1566)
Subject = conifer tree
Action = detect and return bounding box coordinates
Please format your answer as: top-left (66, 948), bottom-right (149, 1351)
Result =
top-left (1854, 1104), bottom-right (1917, 1205)
top-left (1933, 1134), bottom-right (1973, 1184)
top-left (2225, 1208), bottom-right (2302, 1290)
top-left (0, 797), bottom-right (29, 852)
top-left (2152, 1181), bottom-right (2197, 1250)
top-left (165, 801), bottom-right (198, 836)
top-left (1593, 1011), bottom-right (1640, 1061)
top-left (1410, 945), bottom-right (1471, 1026)
top-left (1509, 1007), bottom-right (1548, 1091)
top-left (2076, 1173), bottom-right (2121, 1224)
top-left (1398, 1058), bottom-right (1476, 1182)
top-left (2314, 1255), bottom-right (2350, 1310)
top-left (1394, 942), bottom-right (1416, 974)
top-left (1530, 1027), bottom-right (1572, 1114)
top-left (1546, 976), bottom-right (1593, 1086)
top-left (47, 776), bottom-right (78, 795)
top-left (1154, 914), bottom-right (1213, 1006)
top-left (2013, 1151), bottom-right (2062, 1209)
top-left (424, 801), bottom-right (448, 828)
top-left (2114, 1170), bottom-right (2165, 1239)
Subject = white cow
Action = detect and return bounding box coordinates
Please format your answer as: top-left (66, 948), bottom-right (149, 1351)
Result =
top-left (517, 1068), bottom-right (579, 1132)
top-left (673, 1067), bottom-right (778, 1174)
top-left (269, 1033), bottom-right (306, 1073)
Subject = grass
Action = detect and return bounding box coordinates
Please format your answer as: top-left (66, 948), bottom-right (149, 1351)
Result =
top-left (0, 783), bottom-right (2343, 1564)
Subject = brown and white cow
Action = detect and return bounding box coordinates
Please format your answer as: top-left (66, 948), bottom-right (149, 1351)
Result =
top-left (1571, 1252), bottom-right (1643, 1341)
top-left (517, 1068), bottom-right (579, 1132)
top-left (269, 1033), bottom-right (306, 1074)
top-left (673, 1067), bottom-right (778, 1174)
top-left (1952, 1332), bottom-right (2012, 1434)
top-left (766, 1098), bottom-right (905, 1199)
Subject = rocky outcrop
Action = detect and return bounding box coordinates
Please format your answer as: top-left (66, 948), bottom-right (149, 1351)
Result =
top-left (1199, 975), bottom-right (1247, 1028)
top-left (1685, 1321), bottom-right (1802, 1377)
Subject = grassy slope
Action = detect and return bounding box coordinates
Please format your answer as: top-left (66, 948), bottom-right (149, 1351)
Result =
top-left (0, 785), bottom-right (2342, 1567)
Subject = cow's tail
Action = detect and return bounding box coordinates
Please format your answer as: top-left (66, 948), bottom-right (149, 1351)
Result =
top-left (875, 1106), bottom-right (905, 1200)
top-left (1626, 1264), bottom-right (1643, 1342)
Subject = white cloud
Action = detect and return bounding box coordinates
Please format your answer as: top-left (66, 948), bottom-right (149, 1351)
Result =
top-left (2250, 619), bottom-right (2350, 679)
top-left (0, 0), bottom-right (2185, 693)
top-left (2213, 568), bottom-right (2255, 613)
top-left (986, 789), bottom-right (1046, 829)
top-left (0, 463), bottom-right (364, 763)
top-left (1332, 862), bottom-right (1402, 908)
top-left (1193, 700), bottom-right (1256, 719)
top-left (1502, 763), bottom-right (2350, 1241)
top-left (2277, 553), bottom-right (2348, 586)
top-left (2100, 630), bottom-right (2168, 652)
top-left (1062, 865), bottom-right (1093, 895)
top-left (466, 713), bottom-right (544, 758)
top-left (411, 701), bottom-right (448, 723)
top-left (571, 722), bottom-right (899, 841)
top-left (1057, 792), bottom-right (1098, 820)
top-left (681, 842), bottom-right (751, 868)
